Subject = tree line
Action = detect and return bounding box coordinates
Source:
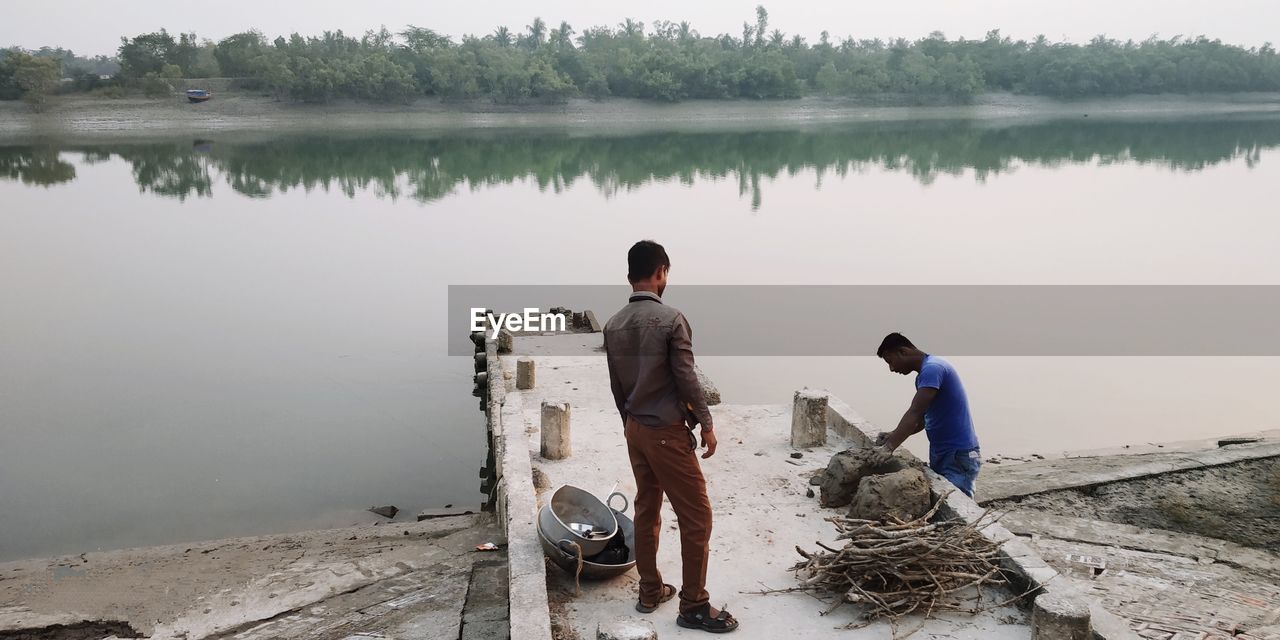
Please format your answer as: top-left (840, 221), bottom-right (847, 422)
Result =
top-left (3, 7), bottom-right (1280, 105)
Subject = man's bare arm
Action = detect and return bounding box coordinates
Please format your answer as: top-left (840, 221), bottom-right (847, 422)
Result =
top-left (882, 387), bottom-right (938, 452)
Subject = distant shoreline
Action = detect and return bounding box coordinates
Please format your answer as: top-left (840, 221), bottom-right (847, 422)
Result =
top-left (1, 91), bottom-right (1278, 141)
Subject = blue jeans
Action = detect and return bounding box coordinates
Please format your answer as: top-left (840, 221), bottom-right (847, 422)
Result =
top-left (930, 448), bottom-right (981, 498)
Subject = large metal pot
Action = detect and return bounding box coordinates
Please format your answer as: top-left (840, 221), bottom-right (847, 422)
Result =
top-left (540, 493), bottom-right (636, 580)
top-left (537, 485), bottom-right (622, 557)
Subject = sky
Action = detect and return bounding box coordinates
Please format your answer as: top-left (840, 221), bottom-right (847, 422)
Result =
top-left (3, 0), bottom-right (1277, 58)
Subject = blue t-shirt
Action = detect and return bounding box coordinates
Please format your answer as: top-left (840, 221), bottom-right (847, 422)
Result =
top-left (916, 355), bottom-right (979, 458)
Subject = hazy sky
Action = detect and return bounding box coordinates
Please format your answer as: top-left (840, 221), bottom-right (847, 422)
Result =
top-left (4, 0), bottom-right (1277, 57)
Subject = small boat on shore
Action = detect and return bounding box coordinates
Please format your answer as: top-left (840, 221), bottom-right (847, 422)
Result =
top-left (186, 89), bottom-right (211, 103)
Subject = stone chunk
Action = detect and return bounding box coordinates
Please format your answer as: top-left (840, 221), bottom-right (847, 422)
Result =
top-left (583, 309), bottom-right (603, 332)
top-left (597, 618), bottom-right (657, 640)
top-left (791, 389), bottom-right (828, 448)
top-left (1031, 590), bottom-right (1091, 640)
top-left (497, 328), bottom-right (513, 353)
top-left (819, 448), bottom-right (901, 508)
top-left (517, 357), bottom-right (536, 390)
top-left (368, 505), bottom-right (399, 519)
top-left (695, 364), bottom-right (721, 406)
top-left (849, 468), bottom-right (931, 521)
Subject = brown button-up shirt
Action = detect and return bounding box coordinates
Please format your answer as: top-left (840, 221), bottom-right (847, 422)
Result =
top-left (603, 291), bottom-right (714, 430)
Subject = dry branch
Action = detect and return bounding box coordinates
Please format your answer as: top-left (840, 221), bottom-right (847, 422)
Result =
top-left (782, 494), bottom-right (1012, 629)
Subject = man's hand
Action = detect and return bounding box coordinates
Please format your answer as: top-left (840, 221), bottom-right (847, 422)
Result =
top-left (700, 428), bottom-right (718, 459)
top-left (870, 446), bottom-right (895, 465)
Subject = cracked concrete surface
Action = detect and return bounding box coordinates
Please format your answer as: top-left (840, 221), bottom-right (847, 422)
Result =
top-left (0, 514), bottom-right (504, 640)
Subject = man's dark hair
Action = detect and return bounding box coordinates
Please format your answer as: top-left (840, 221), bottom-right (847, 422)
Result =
top-left (627, 240), bottom-right (670, 282)
top-left (876, 332), bottom-right (916, 358)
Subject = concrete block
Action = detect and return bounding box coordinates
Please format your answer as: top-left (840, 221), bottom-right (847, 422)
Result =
top-left (583, 310), bottom-right (602, 332)
top-left (791, 389), bottom-right (828, 448)
top-left (1032, 590), bottom-right (1091, 640)
top-left (517, 357), bottom-right (536, 390)
top-left (597, 618), bottom-right (656, 640)
top-left (498, 328), bottom-right (514, 353)
top-left (540, 401), bottom-right (571, 459)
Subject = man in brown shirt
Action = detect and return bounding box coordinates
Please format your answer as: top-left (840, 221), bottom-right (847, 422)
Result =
top-left (603, 240), bottom-right (739, 634)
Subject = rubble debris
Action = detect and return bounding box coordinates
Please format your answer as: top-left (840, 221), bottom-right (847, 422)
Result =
top-left (368, 505), bottom-right (399, 519)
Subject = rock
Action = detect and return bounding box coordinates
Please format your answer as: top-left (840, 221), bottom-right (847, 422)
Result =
top-left (694, 364), bottom-right (721, 405)
top-left (819, 448), bottom-right (901, 508)
top-left (848, 468), bottom-right (931, 522)
top-left (417, 508), bottom-right (474, 521)
top-left (532, 467), bottom-right (551, 489)
top-left (368, 505), bottom-right (399, 519)
top-left (497, 328), bottom-right (514, 353)
top-left (1218, 436), bottom-right (1260, 447)
top-left (808, 471), bottom-right (824, 486)
top-left (790, 452), bottom-right (803, 459)
top-left (597, 617), bottom-right (657, 640)
top-left (583, 309), bottom-right (603, 332)
top-left (806, 488), bottom-right (815, 498)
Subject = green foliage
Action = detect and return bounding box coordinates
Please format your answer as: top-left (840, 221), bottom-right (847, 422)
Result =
top-left (13, 8), bottom-right (1280, 104)
top-left (141, 72), bottom-right (172, 98)
top-left (0, 52), bottom-right (60, 107)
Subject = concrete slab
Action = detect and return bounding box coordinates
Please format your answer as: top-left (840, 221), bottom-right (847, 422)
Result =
top-left (0, 514), bottom-right (499, 640)
top-left (979, 440), bottom-right (1280, 503)
top-left (503, 334), bottom-right (1031, 640)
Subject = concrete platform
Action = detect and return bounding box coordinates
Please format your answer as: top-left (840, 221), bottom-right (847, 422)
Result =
top-left (978, 437), bottom-right (1280, 504)
top-left (1007, 513), bottom-right (1280, 639)
top-left (502, 333), bottom-right (1030, 640)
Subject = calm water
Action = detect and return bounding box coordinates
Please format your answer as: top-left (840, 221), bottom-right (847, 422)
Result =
top-left (4, 113), bottom-right (1280, 560)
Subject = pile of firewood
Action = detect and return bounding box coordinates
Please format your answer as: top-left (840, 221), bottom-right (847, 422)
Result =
top-left (786, 496), bottom-right (1013, 628)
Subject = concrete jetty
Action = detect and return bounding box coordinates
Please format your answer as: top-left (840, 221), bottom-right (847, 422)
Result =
top-left (488, 331), bottom-right (1054, 640)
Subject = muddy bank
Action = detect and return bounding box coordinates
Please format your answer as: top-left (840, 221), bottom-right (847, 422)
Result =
top-left (3, 92), bottom-right (1280, 140)
top-left (989, 457), bottom-right (1280, 549)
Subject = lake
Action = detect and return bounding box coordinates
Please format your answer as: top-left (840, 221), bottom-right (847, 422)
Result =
top-left (3, 105), bottom-right (1280, 560)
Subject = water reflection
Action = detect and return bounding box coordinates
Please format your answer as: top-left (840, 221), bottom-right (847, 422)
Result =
top-left (3, 116), bottom-right (1277, 208)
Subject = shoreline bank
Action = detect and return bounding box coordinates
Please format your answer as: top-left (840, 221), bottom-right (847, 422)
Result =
top-left (2, 92), bottom-right (1279, 141)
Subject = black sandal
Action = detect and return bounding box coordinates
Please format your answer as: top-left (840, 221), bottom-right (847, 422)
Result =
top-left (635, 583), bottom-right (676, 613)
top-left (676, 603), bottom-right (739, 633)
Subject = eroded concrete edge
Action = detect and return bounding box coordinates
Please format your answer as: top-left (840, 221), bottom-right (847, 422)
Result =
top-left (824, 399), bottom-right (1141, 640)
top-left (487, 339), bottom-right (554, 640)
top-left (980, 441), bottom-right (1280, 503)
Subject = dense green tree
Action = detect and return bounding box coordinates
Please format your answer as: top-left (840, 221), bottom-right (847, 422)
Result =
top-left (118, 30), bottom-right (178, 77)
top-left (11, 52), bottom-right (60, 108)
top-left (18, 7), bottom-right (1280, 104)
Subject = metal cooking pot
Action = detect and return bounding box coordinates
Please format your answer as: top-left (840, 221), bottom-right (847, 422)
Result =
top-left (540, 493), bottom-right (636, 580)
top-left (537, 485), bottom-right (623, 557)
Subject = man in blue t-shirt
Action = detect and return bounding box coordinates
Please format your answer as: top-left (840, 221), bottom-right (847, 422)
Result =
top-left (873, 333), bottom-right (982, 497)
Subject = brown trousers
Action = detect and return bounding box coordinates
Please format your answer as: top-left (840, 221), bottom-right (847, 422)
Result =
top-left (623, 416), bottom-right (712, 614)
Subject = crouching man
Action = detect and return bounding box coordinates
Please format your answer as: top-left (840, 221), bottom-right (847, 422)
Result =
top-left (874, 333), bottom-right (982, 498)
